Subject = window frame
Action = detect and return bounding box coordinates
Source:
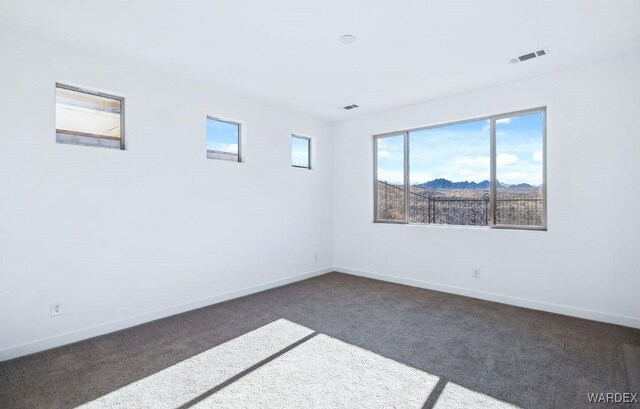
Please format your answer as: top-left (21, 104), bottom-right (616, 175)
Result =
top-left (291, 134), bottom-right (312, 170)
top-left (206, 116), bottom-right (242, 163)
top-left (373, 132), bottom-right (408, 224)
top-left (373, 107), bottom-right (547, 231)
top-left (55, 83), bottom-right (126, 150)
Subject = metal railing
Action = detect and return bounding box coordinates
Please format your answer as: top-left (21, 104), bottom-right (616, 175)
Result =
top-left (377, 180), bottom-right (543, 226)
top-left (494, 198), bottom-right (544, 226)
top-left (377, 180), bottom-right (406, 221)
top-left (410, 190), bottom-right (491, 226)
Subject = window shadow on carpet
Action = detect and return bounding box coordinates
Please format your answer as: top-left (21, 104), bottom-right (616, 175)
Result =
top-left (74, 318), bottom-right (521, 409)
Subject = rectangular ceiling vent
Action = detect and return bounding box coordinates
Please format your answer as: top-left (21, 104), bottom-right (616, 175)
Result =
top-left (340, 104), bottom-right (359, 110)
top-left (508, 48), bottom-right (549, 64)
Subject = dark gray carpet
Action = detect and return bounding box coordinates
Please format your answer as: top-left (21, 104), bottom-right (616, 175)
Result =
top-left (1, 272), bottom-right (638, 408)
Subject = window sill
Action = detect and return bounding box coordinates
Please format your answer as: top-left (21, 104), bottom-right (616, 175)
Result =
top-left (373, 221), bottom-right (546, 231)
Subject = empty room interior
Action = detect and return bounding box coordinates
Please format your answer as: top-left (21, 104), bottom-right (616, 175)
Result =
top-left (1, 1), bottom-right (640, 408)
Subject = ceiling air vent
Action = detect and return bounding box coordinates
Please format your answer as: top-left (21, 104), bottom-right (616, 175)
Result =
top-left (341, 104), bottom-right (359, 110)
top-left (508, 48), bottom-right (549, 64)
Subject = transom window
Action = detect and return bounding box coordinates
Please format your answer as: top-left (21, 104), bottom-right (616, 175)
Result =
top-left (291, 135), bottom-right (311, 169)
top-left (374, 108), bottom-right (546, 230)
top-left (55, 83), bottom-right (124, 150)
top-left (206, 117), bottom-right (241, 162)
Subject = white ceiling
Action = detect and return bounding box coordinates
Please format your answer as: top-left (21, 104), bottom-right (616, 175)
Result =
top-left (2, 0), bottom-right (640, 121)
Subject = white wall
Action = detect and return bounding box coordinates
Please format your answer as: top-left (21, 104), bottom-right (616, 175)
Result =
top-left (2, 30), bottom-right (639, 363)
top-left (0, 32), bottom-right (334, 361)
top-left (333, 53), bottom-right (640, 328)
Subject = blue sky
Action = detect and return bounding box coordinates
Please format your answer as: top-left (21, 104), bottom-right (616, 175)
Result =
top-left (206, 118), bottom-right (239, 153)
top-left (291, 136), bottom-right (310, 167)
top-left (377, 112), bottom-right (543, 186)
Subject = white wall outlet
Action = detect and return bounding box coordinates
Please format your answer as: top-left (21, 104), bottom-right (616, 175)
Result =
top-left (51, 302), bottom-right (63, 317)
top-left (314, 253), bottom-right (319, 262)
top-left (473, 268), bottom-right (480, 278)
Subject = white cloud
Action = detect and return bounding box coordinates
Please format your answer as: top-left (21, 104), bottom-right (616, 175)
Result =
top-left (377, 170), bottom-right (404, 184)
top-left (408, 172), bottom-right (437, 184)
top-left (532, 151), bottom-right (543, 162)
top-left (499, 171), bottom-right (542, 186)
top-left (207, 143), bottom-right (239, 154)
top-left (223, 143), bottom-right (238, 154)
top-left (497, 153), bottom-right (518, 166)
top-left (377, 150), bottom-right (390, 157)
top-left (461, 171), bottom-right (491, 182)
top-left (455, 156), bottom-right (489, 166)
top-left (496, 118), bottom-right (511, 124)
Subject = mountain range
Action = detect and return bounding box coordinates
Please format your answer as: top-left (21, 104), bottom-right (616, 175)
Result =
top-left (414, 178), bottom-right (536, 189)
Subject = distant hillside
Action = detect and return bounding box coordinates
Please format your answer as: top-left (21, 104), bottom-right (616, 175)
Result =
top-left (414, 178), bottom-right (535, 189)
top-left (415, 178), bottom-right (491, 189)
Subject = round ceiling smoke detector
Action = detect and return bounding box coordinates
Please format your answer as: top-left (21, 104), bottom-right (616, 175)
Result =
top-left (339, 34), bottom-right (357, 45)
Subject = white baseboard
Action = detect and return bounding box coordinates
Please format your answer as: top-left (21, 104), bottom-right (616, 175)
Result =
top-left (4, 265), bottom-right (638, 362)
top-left (0, 267), bottom-right (332, 362)
top-left (334, 266), bottom-right (640, 329)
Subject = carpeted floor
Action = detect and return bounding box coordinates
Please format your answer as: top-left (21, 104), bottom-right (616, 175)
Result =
top-left (1, 272), bottom-right (639, 408)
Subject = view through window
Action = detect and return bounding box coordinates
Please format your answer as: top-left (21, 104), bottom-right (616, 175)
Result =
top-left (495, 111), bottom-right (545, 226)
top-left (207, 117), bottom-right (240, 162)
top-left (55, 84), bottom-right (124, 150)
top-left (409, 119), bottom-right (490, 225)
top-left (375, 134), bottom-right (405, 222)
top-left (374, 109), bottom-right (545, 229)
top-left (291, 135), bottom-right (311, 169)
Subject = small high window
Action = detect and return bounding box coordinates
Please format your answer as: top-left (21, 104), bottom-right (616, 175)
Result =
top-left (55, 84), bottom-right (124, 150)
top-left (291, 135), bottom-right (311, 169)
top-left (206, 117), bottom-right (241, 162)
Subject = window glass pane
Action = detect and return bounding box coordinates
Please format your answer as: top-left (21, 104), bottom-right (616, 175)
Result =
top-left (291, 136), bottom-right (310, 169)
top-left (207, 118), bottom-right (240, 162)
top-left (55, 85), bottom-right (123, 150)
top-left (375, 134), bottom-right (405, 221)
top-left (495, 111), bottom-right (544, 227)
top-left (409, 119), bottom-right (490, 225)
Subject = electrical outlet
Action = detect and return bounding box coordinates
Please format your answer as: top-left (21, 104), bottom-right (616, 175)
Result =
top-left (473, 268), bottom-right (480, 278)
top-left (314, 253), bottom-right (319, 262)
top-left (51, 302), bottom-right (63, 317)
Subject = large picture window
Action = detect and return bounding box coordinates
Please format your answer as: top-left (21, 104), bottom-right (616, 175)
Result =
top-left (374, 108), bottom-right (546, 230)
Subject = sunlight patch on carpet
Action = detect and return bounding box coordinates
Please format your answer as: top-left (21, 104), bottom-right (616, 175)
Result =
top-left (434, 382), bottom-right (521, 409)
top-left (75, 318), bottom-right (523, 409)
top-left (192, 334), bottom-right (439, 409)
top-left (75, 319), bottom-right (313, 409)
